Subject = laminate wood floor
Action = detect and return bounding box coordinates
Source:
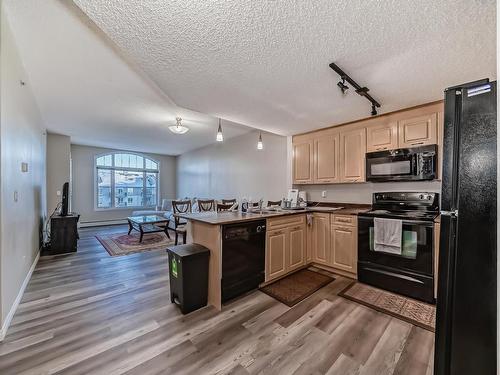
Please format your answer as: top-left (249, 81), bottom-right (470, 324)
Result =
top-left (0, 225), bottom-right (435, 374)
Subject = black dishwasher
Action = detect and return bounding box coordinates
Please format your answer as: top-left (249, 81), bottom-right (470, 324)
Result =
top-left (221, 220), bottom-right (266, 303)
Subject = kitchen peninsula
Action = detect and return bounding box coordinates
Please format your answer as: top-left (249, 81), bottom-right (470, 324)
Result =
top-left (176, 204), bottom-right (370, 310)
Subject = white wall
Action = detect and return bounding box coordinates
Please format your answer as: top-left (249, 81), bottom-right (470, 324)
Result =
top-left (0, 7), bottom-right (46, 332)
top-left (298, 181), bottom-right (442, 204)
top-left (46, 133), bottom-right (70, 215)
top-left (71, 144), bottom-right (177, 224)
top-left (177, 130), bottom-right (288, 202)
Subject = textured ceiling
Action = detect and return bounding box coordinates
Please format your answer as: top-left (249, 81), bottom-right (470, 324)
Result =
top-left (74, 0), bottom-right (496, 136)
top-left (3, 0), bottom-right (252, 155)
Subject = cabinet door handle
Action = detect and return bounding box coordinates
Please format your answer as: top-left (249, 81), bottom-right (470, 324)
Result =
top-left (291, 226), bottom-right (302, 230)
top-left (376, 146), bottom-right (388, 150)
top-left (410, 142), bottom-right (424, 146)
top-left (337, 218), bottom-right (351, 223)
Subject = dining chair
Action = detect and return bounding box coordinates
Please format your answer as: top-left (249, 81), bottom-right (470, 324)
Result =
top-left (170, 200), bottom-right (192, 245)
top-left (197, 199), bottom-right (216, 212)
top-left (267, 200), bottom-right (282, 207)
top-left (217, 202), bottom-right (236, 212)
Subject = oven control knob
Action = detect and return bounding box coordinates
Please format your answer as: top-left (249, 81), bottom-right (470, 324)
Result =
top-left (419, 194), bottom-right (425, 200)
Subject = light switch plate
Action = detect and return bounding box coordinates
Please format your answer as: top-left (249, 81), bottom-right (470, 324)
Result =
top-left (321, 190), bottom-right (327, 198)
top-left (21, 162), bottom-right (28, 172)
top-left (14, 191), bottom-right (18, 202)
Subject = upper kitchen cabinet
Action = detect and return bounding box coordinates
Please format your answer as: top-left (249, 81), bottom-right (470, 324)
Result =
top-left (340, 127), bottom-right (366, 183)
top-left (314, 133), bottom-right (340, 183)
top-left (293, 140), bottom-right (313, 184)
top-left (366, 121), bottom-right (398, 152)
top-left (398, 113), bottom-right (438, 148)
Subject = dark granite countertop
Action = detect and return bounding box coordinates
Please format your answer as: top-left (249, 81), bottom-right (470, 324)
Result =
top-left (176, 203), bottom-right (371, 225)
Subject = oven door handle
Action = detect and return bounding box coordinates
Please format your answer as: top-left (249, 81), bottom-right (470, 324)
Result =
top-left (358, 216), bottom-right (435, 226)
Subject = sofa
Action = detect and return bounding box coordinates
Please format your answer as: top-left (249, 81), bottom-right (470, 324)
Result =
top-left (132, 198), bottom-right (174, 220)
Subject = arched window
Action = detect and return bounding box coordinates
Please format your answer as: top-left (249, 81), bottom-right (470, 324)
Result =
top-left (95, 152), bottom-right (159, 209)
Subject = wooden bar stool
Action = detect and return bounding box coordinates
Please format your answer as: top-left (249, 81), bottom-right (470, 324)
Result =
top-left (217, 202), bottom-right (236, 212)
top-left (197, 199), bottom-right (216, 212)
top-left (171, 200), bottom-right (192, 245)
top-left (267, 200), bottom-right (282, 207)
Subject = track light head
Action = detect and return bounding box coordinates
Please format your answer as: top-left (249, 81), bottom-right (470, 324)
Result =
top-left (337, 78), bottom-right (349, 94)
top-left (371, 105), bottom-right (377, 116)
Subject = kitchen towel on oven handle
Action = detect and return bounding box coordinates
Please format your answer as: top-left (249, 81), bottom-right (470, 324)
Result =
top-left (374, 217), bottom-right (403, 255)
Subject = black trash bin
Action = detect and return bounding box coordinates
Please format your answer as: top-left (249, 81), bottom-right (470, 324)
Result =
top-left (166, 243), bottom-right (210, 314)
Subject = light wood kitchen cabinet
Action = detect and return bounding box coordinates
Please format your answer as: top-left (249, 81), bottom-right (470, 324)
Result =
top-left (266, 229), bottom-right (287, 281)
top-left (340, 127), bottom-right (366, 183)
top-left (293, 140), bottom-right (313, 184)
top-left (314, 133), bottom-right (340, 183)
top-left (312, 213), bottom-right (330, 265)
top-left (331, 223), bottom-right (357, 276)
top-left (266, 215), bottom-right (307, 282)
top-left (288, 224), bottom-right (306, 271)
top-left (366, 121), bottom-right (398, 152)
top-left (398, 113), bottom-right (437, 148)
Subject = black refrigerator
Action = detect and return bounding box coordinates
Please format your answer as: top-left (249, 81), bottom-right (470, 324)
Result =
top-left (434, 79), bottom-right (497, 375)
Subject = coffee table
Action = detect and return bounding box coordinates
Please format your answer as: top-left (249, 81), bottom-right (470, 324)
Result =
top-left (127, 215), bottom-right (170, 243)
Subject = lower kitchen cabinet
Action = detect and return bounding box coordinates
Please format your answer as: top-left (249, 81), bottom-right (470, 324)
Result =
top-left (312, 213), bottom-right (330, 265)
top-left (331, 223), bottom-right (357, 276)
top-left (288, 224), bottom-right (306, 272)
top-left (266, 213), bottom-right (358, 282)
top-left (310, 213), bottom-right (358, 278)
top-left (266, 229), bottom-right (288, 281)
top-left (265, 216), bottom-right (306, 282)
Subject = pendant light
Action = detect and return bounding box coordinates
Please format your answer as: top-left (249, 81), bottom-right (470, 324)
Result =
top-left (216, 118), bottom-right (223, 142)
top-left (257, 132), bottom-right (263, 150)
top-left (168, 116), bottom-right (189, 134)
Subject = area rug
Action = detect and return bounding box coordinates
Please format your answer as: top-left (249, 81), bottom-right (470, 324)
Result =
top-left (96, 232), bottom-right (174, 256)
top-left (338, 282), bottom-right (436, 332)
top-left (260, 269), bottom-right (335, 307)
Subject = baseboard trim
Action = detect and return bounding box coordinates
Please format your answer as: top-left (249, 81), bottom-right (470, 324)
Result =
top-left (0, 251), bottom-right (40, 341)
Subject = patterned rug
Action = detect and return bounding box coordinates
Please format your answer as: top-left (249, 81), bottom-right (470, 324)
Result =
top-left (96, 232), bottom-right (174, 256)
top-left (260, 269), bottom-right (335, 307)
top-left (338, 282), bottom-right (436, 332)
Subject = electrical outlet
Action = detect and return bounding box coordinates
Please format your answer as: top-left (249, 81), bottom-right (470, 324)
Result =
top-left (321, 190), bottom-right (327, 198)
top-left (56, 190), bottom-right (61, 196)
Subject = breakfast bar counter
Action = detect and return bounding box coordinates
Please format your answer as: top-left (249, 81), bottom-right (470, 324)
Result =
top-left (175, 203), bottom-right (370, 311)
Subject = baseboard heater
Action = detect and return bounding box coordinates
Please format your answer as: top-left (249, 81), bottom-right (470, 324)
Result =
top-left (79, 219), bottom-right (127, 228)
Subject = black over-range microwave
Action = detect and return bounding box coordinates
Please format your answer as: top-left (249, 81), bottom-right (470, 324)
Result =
top-left (366, 145), bottom-right (437, 182)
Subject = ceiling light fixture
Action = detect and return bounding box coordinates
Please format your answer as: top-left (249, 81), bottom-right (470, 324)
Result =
top-left (257, 132), bottom-right (263, 150)
top-left (329, 62), bottom-right (381, 116)
top-left (168, 116), bottom-right (189, 134)
top-left (216, 118), bottom-right (223, 142)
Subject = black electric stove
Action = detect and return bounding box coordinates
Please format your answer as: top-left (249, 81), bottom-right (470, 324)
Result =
top-left (358, 192), bottom-right (440, 303)
top-left (362, 192), bottom-right (440, 221)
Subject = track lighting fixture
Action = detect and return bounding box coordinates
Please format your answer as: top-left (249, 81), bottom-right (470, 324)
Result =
top-left (337, 77), bottom-right (349, 94)
top-left (329, 62), bottom-right (381, 116)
